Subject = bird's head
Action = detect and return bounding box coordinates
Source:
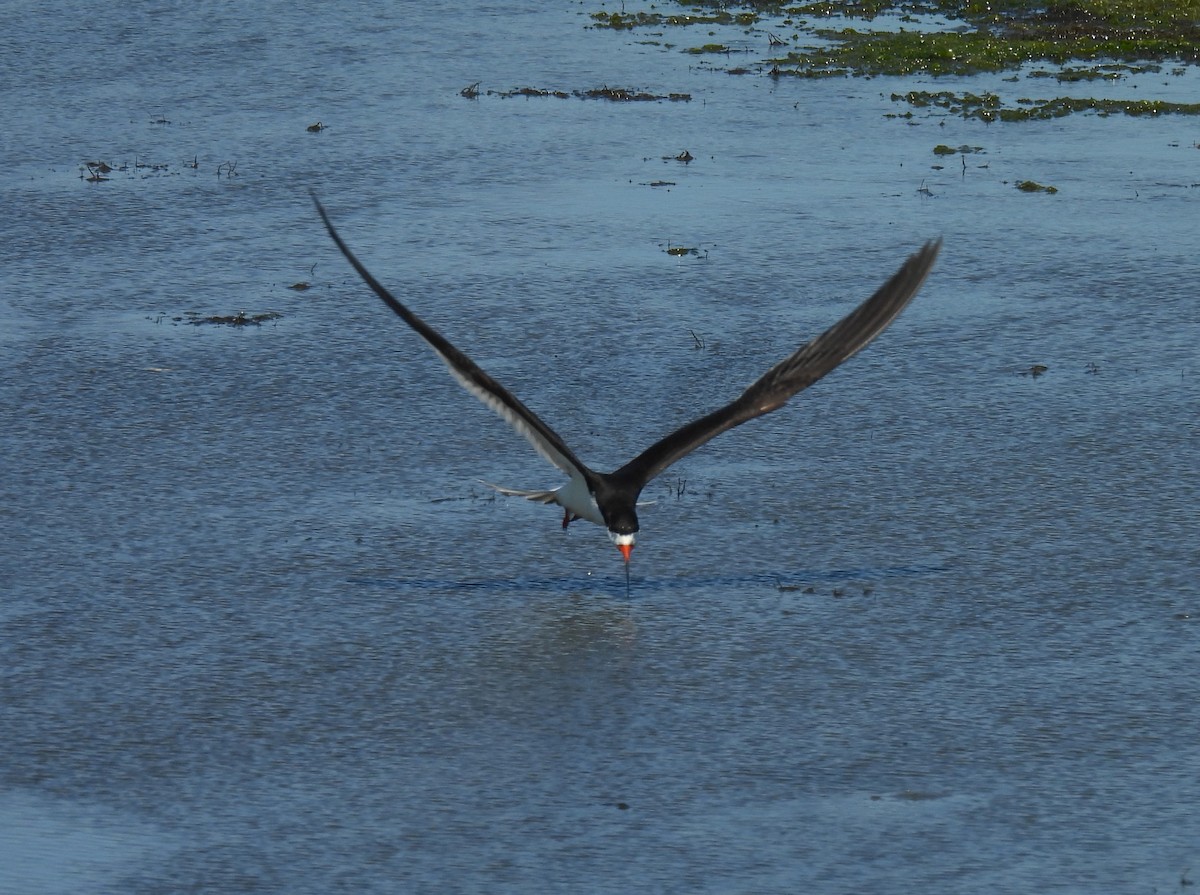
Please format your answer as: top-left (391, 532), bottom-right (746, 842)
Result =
top-left (594, 484), bottom-right (639, 563)
top-left (609, 530), bottom-right (635, 563)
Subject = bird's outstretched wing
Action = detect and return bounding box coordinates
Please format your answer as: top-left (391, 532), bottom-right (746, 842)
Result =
top-left (313, 194), bottom-right (595, 482)
top-left (614, 238), bottom-right (941, 487)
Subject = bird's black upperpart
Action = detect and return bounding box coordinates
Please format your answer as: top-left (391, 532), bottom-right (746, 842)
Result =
top-left (312, 191), bottom-right (940, 560)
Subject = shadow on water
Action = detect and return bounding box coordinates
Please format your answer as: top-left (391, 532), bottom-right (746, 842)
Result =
top-left (347, 562), bottom-right (948, 596)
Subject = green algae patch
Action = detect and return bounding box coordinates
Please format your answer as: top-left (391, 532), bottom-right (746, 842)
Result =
top-left (1027, 62), bottom-right (1162, 80)
top-left (1014, 96), bottom-right (1200, 117)
top-left (787, 0), bottom-right (902, 20)
top-left (774, 26), bottom-right (1200, 78)
top-left (894, 90), bottom-right (1003, 117)
top-left (590, 0), bottom-right (1200, 118)
top-left (894, 89), bottom-right (1200, 119)
top-left (590, 9), bottom-right (758, 29)
top-left (778, 29), bottom-right (1075, 76)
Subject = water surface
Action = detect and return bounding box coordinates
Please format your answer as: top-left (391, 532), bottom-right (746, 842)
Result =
top-left (1, 2), bottom-right (1198, 893)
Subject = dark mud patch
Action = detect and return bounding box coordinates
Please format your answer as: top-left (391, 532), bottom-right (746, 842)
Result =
top-left (173, 311), bottom-right (283, 327)
top-left (476, 84), bottom-right (692, 102)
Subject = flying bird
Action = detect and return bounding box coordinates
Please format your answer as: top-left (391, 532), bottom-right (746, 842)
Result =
top-left (313, 195), bottom-right (939, 565)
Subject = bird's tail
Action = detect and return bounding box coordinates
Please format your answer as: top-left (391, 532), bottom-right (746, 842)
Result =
top-left (479, 480), bottom-right (561, 505)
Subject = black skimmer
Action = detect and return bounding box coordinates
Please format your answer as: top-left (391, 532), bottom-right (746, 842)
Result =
top-left (314, 195), bottom-right (939, 566)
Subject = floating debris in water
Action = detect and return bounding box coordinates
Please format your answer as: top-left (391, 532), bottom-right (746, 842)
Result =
top-left (932, 144), bottom-right (985, 156)
top-left (663, 243), bottom-right (709, 259)
top-left (78, 158), bottom-right (187, 181)
top-left (81, 162), bottom-right (110, 182)
top-left (1016, 180), bottom-right (1059, 193)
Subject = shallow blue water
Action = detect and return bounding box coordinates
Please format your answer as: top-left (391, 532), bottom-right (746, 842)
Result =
top-left (1, 2), bottom-right (1198, 893)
